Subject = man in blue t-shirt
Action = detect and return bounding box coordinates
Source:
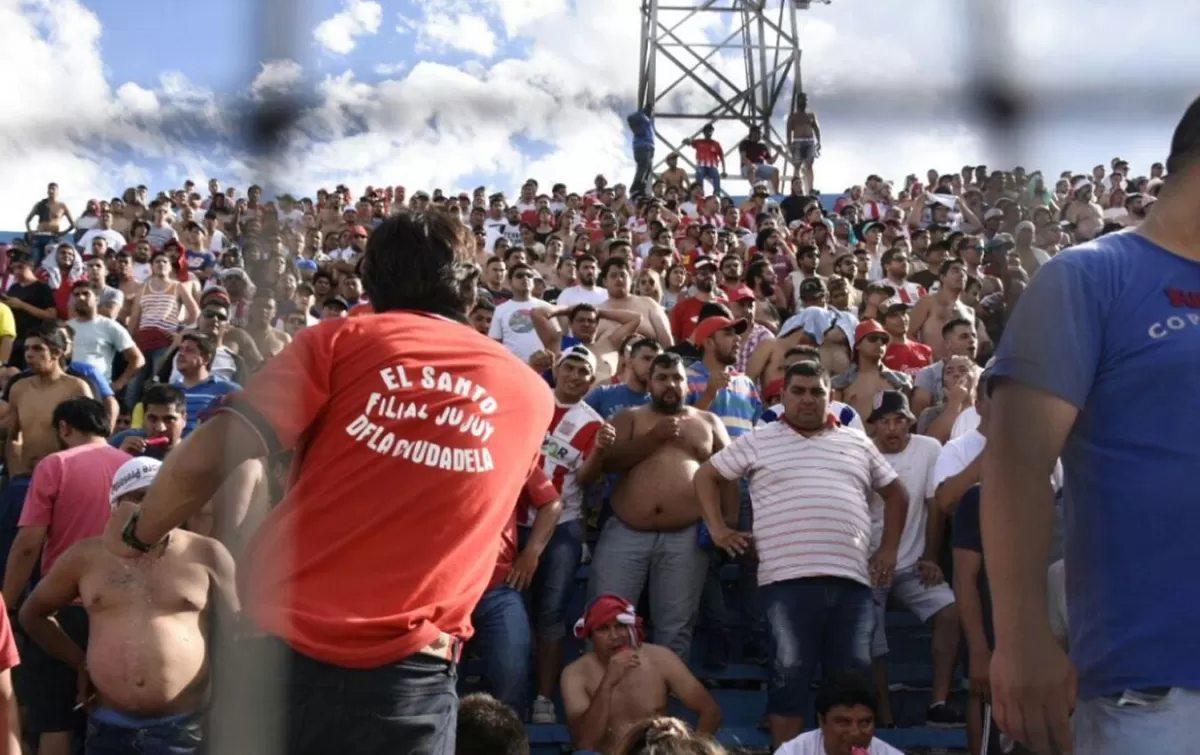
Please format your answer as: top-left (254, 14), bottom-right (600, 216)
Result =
top-left (171, 332), bottom-right (240, 436)
top-left (627, 105), bottom-right (655, 199)
top-left (585, 337), bottom-right (660, 421)
top-left (983, 97), bottom-right (1200, 755)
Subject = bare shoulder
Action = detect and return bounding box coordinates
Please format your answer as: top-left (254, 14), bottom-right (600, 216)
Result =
top-left (176, 530), bottom-right (234, 567)
top-left (69, 375), bottom-right (92, 395)
top-left (690, 407), bottom-right (722, 430)
top-left (563, 652), bottom-right (600, 685)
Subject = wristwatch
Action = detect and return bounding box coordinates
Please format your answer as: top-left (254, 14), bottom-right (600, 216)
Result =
top-left (121, 510), bottom-right (157, 554)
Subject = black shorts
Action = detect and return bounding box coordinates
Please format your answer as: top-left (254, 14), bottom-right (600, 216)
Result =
top-left (25, 603), bottom-right (89, 735)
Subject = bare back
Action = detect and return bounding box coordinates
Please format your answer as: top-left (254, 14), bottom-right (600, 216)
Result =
top-left (599, 296), bottom-right (659, 340)
top-left (916, 294), bottom-right (972, 357)
top-left (77, 531), bottom-right (234, 716)
top-left (611, 406), bottom-right (718, 531)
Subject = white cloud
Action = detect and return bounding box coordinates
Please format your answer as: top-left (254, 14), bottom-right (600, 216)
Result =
top-left (313, 0), bottom-right (382, 55)
top-left (417, 12), bottom-right (498, 58)
top-left (250, 59), bottom-right (304, 100)
top-left (0, 0), bottom-right (1195, 231)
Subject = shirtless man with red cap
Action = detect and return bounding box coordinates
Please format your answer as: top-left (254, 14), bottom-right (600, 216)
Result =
top-left (560, 594), bottom-right (720, 754)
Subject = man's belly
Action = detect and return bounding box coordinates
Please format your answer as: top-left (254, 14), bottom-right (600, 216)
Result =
top-left (612, 449), bottom-right (702, 531)
top-left (88, 614), bottom-right (211, 716)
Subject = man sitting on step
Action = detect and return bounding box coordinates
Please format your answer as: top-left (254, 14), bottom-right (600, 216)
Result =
top-left (561, 595), bottom-right (720, 755)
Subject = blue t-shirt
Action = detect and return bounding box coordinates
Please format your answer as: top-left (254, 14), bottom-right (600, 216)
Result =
top-left (585, 383), bottom-right (650, 421)
top-left (628, 111), bottom-right (654, 149)
top-left (991, 231), bottom-right (1200, 698)
top-left (2, 361), bottom-right (112, 402)
top-left (185, 249), bottom-right (216, 275)
top-left (172, 377), bottom-right (241, 436)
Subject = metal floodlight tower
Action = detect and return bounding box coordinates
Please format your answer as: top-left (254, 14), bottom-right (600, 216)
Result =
top-left (636, 0), bottom-right (819, 185)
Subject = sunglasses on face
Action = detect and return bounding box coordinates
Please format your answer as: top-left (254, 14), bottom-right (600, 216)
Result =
top-left (866, 333), bottom-right (890, 344)
top-left (202, 310), bottom-right (229, 321)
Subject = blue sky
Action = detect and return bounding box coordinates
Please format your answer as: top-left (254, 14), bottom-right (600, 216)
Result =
top-left (0, 0), bottom-right (1196, 228)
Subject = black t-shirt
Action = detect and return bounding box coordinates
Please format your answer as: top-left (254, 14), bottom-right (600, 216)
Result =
top-left (952, 484), bottom-right (993, 650)
top-left (6, 280), bottom-right (56, 341)
top-left (909, 269), bottom-right (939, 291)
top-left (739, 139), bottom-right (769, 164)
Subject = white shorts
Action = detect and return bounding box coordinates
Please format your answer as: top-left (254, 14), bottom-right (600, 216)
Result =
top-left (870, 568), bottom-right (956, 659)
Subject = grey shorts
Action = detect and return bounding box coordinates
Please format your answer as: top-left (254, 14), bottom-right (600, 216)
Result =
top-left (870, 567), bottom-right (956, 659)
top-left (790, 138), bottom-right (817, 163)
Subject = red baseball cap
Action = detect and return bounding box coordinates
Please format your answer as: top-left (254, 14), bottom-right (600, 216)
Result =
top-left (351, 225), bottom-right (369, 237)
top-left (692, 316), bottom-right (749, 345)
top-left (728, 285), bottom-right (755, 302)
top-left (854, 318), bottom-right (888, 345)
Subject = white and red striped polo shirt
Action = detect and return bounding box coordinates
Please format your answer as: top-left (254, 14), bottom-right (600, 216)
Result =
top-left (882, 280), bottom-right (927, 306)
top-left (521, 399), bottom-right (603, 526)
top-left (710, 419), bottom-right (898, 587)
top-left (691, 138), bottom-right (724, 168)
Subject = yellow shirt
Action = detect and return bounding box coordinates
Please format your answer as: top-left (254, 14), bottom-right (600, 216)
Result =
top-left (0, 302), bottom-right (15, 341)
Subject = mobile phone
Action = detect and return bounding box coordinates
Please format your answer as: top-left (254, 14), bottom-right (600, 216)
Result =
top-left (143, 436), bottom-right (170, 459)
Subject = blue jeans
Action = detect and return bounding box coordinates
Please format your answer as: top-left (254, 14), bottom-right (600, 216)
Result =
top-left (695, 166), bottom-right (721, 195)
top-left (761, 576), bottom-right (875, 717)
top-left (124, 346), bottom-right (166, 409)
top-left (0, 475), bottom-right (31, 586)
top-left (518, 519), bottom-right (583, 640)
top-left (86, 708), bottom-right (203, 755)
top-left (285, 640), bottom-right (459, 755)
top-left (465, 585), bottom-right (531, 716)
top-left (632, 146), bottom-right (654, 197)
top-left (1073, 687), bottom-right (1200, 753)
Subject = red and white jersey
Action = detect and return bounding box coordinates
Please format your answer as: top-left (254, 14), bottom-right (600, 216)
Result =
top-left (522, 400), bottom-right (603, 526)
top-left (883, 281), bottom-right (927, 306)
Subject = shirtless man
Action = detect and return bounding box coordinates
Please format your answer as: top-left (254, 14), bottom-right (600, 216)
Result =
top-left (244, 291), bottom-right (291, 360)
top-left (5, 327), bottom-right (93, 484)
top-left (597, 256), bottom-right (673, 346)
top-left (907, 259), bottom-right (978, 359)
top-left (591, 352), bottom-right (731, 657)
top-left (785, 93), bottom-right (821, 195)
top-left (832, 319), bottom-right (911, 426)
top-left (561, 595), bottom-right (720, 754)
top-left (531, 303), bottom-right (642, 384)
top-left (1063, 178), bottom-right (1105, 241)
top-left (19, 457), bottom-right (237, 755)
top-left (25, 183), bottom-right (75, 237)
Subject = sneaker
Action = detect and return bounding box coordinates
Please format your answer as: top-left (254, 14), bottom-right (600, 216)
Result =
top-left (925, 702), bottom-right (966, 728)
top-left (531, 696), bottom-right (556, 725)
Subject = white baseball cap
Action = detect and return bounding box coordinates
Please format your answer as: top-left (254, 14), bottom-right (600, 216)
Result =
top-left (110, 457), bottom-right (161, 505)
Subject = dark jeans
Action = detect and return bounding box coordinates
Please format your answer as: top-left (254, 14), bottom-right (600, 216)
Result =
top-left (464, 586), bottom-right (531, 716)
top-left (286, 643), bottom-right (459, 755)
top-left (518, 520), bottom-right (583, 640)
top-left (632, 146), bottom-right (654, 198)
top-left (0, 475), bottom-right (32, 586)
top-left (86, 708), bottom-right (204, 755)
top-left (762, 576), bottom-right (875, 717)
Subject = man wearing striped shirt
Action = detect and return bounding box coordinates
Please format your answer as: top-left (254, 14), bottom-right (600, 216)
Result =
top-left (694, 360), bottom-right (909, 749)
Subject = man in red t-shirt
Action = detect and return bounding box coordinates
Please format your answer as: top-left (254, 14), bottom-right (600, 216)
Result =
top-left (105, 212), bottom-right (555, 755)
top-left (670, 258), bottom-right (726, 342)
top-left (880, 303), bottom-right (933, 379)
top-left (0, 596), bottom-right (20, 752)
top-left (468, 466), bottom-right (561, 719)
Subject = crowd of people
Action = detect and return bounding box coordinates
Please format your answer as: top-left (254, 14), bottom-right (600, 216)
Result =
top-left (0, 92), bottom-right (1191, 755)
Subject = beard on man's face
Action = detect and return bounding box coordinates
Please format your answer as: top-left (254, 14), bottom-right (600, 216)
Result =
top-left (651, 388), bottom-right (683, 414)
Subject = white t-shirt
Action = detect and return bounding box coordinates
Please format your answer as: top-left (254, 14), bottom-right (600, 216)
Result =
top-left (489, 298), bottom-right (555, 364)
top-left (933, 428), bottom-right (1064, 491)
top-left (949, 406), bottom-right (979, 439)
top-left (70, 317), bottom-right (135, 382)
top-left (555, 286), bottom-right (608, 309)
top-left (870, 435), bottom-right (942, 569)
top-left (775, 729), bottom-right (904, 755)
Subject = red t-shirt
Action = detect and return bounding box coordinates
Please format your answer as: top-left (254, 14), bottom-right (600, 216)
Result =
top-left (0, 597), bottom-right (17, 673)
top-left (882, 340), bottom-right (934, 379)
top-left (489, 466), bottom-right (559, 591)
top-left (349, 303), bottom-right (374, 317)
top-left (220, 311), bottom-right (554, 668)
top-left (691, 138), bottom-right (723, 168)
top-left (670, 294), bottom-right (727, 342)
top-left (19, 444), bottom-right (132, 574)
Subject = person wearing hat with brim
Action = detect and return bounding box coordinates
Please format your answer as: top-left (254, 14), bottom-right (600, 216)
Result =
top-left (726, 285), bottom-right (772, 374)
top-left (831, 319), bottom-right (912, 425)
top-left (865, 390), bottom-right (965, 729)
top-left (20, 455), bottom-right (238, 755)
top-left (669, 256), bottom-right (724, 343)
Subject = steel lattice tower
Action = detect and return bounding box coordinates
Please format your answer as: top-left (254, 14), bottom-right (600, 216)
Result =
top-left (636, 0), bottom-right (822, 188)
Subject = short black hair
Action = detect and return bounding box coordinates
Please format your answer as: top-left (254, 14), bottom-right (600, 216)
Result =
top-left (52, 397), bottom-right (109, 438)
top-left (142, 384), bottom-right (187, 413)
top-left (362, 210), bottom-right (471, 318)
top-left (506, 263), bottom-right (533, 280)
top-left (649, 351), bottom-right (684, 376)
top-left (567, 303), bottom-right (598, 321)
top-left (455, 693), bottom-right (529, 755)
top-left (939, 257), bottom-right (965, 277)
top-left (783, 345), bottom-right (820, 363)
top-left (180, 332), bottom-right (216, 363)
top-left (745, 259), bottom-right (773, 291)
top-left (576, 253), bottom-right (598, 267)
top-left (697, 302), bottom-right (733, 323)
top-left (941, 316), bottom-right (973, 338)
top-left (28, 322), bottom-right (69, 354)
top-left (1166, 95), bottom-right (1200, 175)
top-left (600, 256), bottom-right (631, 281)
top-left (784, 359), bottom-right (828, 386)
top-left (814, 670), bottom-right (880, 721)
top-left (470, 300), bottom-right (495, 315)
top-left (628, 336), bottom-right (663, 359)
